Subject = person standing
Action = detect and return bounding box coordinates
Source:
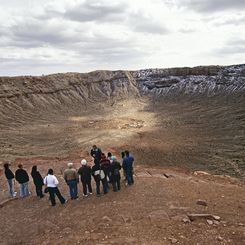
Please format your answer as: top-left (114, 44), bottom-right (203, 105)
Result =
top-left (121, 151), bottom-right (126, 181)
top-left (3, 162), bottom-right (17, 198)
top-left (15, 164), bottom-right (30, 197)
top-left (64, 162), bottom-right (79, 200)
top-left (107, 152), bottom-right (112, 162)
top-left (110, 156), bottom-right (121, 192)
top-left (92, 162), bottom-right (107, 196)
top-left (90, 145), bottom-right (102, 165)
top-left (78, 159), bottom-right (93, 197)
top-left (122, 151), bottom-right (135, 185)
top-left (31, 165), bottom-right (44, 198)
top-left (100, 153), bottom-right (111, 189)
top-left (44, 169), bottom-right (66, 206)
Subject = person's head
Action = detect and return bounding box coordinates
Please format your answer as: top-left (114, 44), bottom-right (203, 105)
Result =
top-left (67, 162), bottom-right (73, 168)
top-left (31, 165), bottom-right (37, 172)
top-left (3, 162), bottom-right (9, 169)
top-left (111, 156), bottom-right (117, 162)
top-left (92, 145), bottom-right (97, 150)
top-left (81, 159), bottom-right (87, 166)
top-left (48, 168), bottom-right (54, 175)
top-left (18, 164), bottom-right (23, 169)
top-left (107, 152), bottom-right (112, 158)
top-left (101, 153), bottom-right (106, 160)
top-left (125, 150), bottom-right (130, 157)
top-left (121, 151), bottom-right (125, 158)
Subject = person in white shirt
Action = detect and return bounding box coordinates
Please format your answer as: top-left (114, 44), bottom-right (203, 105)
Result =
top-left (43, 169), bottom-right (66, 206)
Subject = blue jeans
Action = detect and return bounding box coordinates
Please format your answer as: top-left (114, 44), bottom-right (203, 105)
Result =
top-left (20, 182), bottom-right (29, 197)
top-left (67, 180), bottom-right (78, 199)
top-left (7, 179), bottom-right (14, 197)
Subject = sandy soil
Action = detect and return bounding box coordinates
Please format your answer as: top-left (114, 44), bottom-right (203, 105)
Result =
top-left (0, 163), bottom-right (245, 245)
top-left (0, 93), bottom-right (244, 244)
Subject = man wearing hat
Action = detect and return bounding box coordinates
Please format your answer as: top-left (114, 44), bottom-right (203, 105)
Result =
top-left (78, 159), bottom-right (93, 197)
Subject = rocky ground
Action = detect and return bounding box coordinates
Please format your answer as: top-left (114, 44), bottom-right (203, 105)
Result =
top-left (0, 163), bottom-right (245, 245)
top-left (0, 66), bottom-right (244, 244)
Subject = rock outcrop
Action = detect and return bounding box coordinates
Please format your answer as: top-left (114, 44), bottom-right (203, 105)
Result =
top-left (135, 64), bottom-right (245, 96)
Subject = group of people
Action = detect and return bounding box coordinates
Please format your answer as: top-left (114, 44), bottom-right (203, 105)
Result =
top-left (3, 145), bottom-right (135, 207)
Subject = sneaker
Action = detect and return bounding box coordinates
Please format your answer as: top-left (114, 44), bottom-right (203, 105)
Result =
top-left (89, 192), bottom-right (93, 195)
top-left (83, 194), bottom-right (88, 197)
top-left (62, 200), bottom-right (68, 204)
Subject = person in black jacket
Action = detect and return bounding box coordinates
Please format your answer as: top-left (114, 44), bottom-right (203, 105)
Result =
top-left (31, 165), bottom-right (44, 198)
top-left (91, 163), bottom-right (108, 196)
top-left (90, 145), bottom-right (102, 165)
top-left (78, 159), bottom-right (93, 197)
top-left (4, 162), bottom-right (17, 198)
top-left (110, 156), bottom-right (121, 192)
top-left (15, 164), bottom-right (30, 198)
top-left (100, 153), bottom-right (111, 189)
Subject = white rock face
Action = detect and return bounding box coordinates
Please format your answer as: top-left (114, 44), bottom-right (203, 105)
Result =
top-left (134, 64), bottom-right (245, 96)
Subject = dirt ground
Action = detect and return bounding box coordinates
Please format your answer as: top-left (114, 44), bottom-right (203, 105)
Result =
top-left (0, 163), bottom-right (245, 245)
top-left (0, 96), bottom-right (245, 244)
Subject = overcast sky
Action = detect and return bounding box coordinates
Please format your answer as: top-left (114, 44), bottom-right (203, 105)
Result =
top-left (0, 0), bottom-right (244, 75)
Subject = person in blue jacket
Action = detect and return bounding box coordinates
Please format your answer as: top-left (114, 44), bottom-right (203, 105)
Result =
top-left (122, 150), bottom-right (134, 185)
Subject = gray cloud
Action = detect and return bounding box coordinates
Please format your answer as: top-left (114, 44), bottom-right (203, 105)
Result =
top-left (0, 18), bottom-right (85, 48)
top-left (127, 12), bottom-right (169, 35)
top-left (132, 18), bottom-right (169, 35)
top-left (178, 0), bottom-right (245, 13)
top-left (64, 0), bottom-right (128, 23)
top-left (215, 15), bottom-right (245, 26)
top-left (214, 38), bottom-right (245, 56)
top-left (67, 32), bottom-right (149, 66)
top-left (35, 1), bottom-right (170, 36)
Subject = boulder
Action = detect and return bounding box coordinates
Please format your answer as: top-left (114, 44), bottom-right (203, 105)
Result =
top-left (196, 200), bottom-right (208, 206)
top-left (187, 213), bottom-right (221, 222)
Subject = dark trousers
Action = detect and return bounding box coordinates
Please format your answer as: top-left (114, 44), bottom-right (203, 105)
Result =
top-left (112, 175), bottom-right (121, 191)
top-left (96, 179), bottom-right (108, 195)
top-left (126, 170), bottom-right (134, 185)
top-left (48, 187), bottom-right (66, 206)
top-left (35, 184), bottom-right (44, 198)
top-left (82, 180), bottom-right (92, 195)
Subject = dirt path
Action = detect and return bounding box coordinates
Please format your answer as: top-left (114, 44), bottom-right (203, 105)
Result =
top-left (1, 165), bottom-right (244, 245)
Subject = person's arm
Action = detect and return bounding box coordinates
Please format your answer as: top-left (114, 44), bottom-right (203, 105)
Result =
top-left (53, 176), bottom-right (59, 185)
top-left (63, 170), bottom-right (67, 182)
top-left (43, 176), bottom-right (47, 185)
top-left (26, 171), bottom-right (29, 182)
top-left (91, 166), bottom-right (95, 177)
top-left (122, 159), bottom-right (126, 170)
top-left (77, 168), bottom-right (81, 175)
top-left (75, 170), bottom-right (79, 182)
top-left (90, 149), bottom-right (94, 157)
top-left (10, 170), bottom-right (15, 179)
top-left (38, 172), bottom-right (44, 185)
top-left (15, 171), bottom-right (19, 182)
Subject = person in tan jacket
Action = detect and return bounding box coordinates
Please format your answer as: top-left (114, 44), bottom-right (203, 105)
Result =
top-left (64, 162), bottom-right (79, 200)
